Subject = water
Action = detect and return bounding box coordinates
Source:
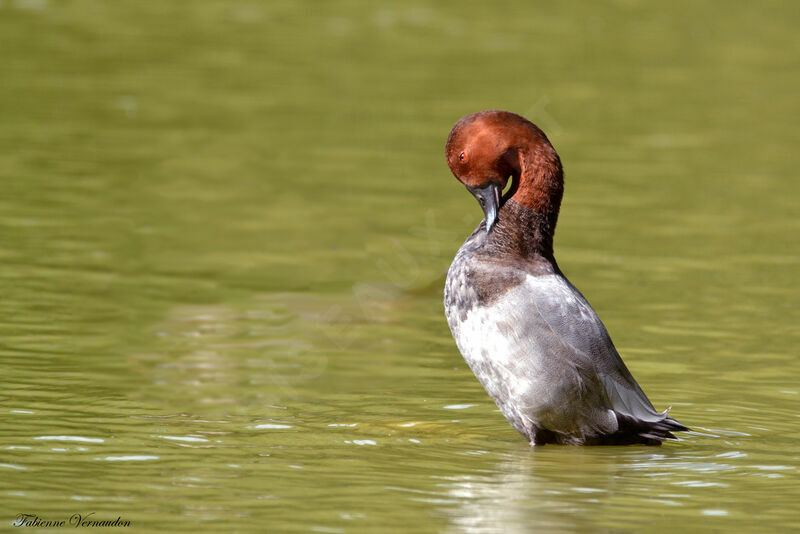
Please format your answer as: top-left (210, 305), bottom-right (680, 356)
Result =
top-left (2, 1), bottom-right (799, 532)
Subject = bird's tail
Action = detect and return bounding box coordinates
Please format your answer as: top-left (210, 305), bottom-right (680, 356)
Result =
top-left (609, 411), bottom-right (689, 445)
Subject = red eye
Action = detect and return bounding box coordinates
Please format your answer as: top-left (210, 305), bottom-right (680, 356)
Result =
top-left (459, 152), bottom-right (466, 163)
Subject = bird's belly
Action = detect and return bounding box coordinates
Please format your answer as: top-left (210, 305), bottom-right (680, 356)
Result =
top-left (447, 301), bottom-right (562, 432)
top-left (445, 280), bottom-right (612, 439)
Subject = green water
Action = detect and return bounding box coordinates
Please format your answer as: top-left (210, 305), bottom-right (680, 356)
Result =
top-left (2, 1), bottom-right (799, 532)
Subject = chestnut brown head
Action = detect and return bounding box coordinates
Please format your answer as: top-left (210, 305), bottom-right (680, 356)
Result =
top-left (445, 110), bottom-right (563, 233)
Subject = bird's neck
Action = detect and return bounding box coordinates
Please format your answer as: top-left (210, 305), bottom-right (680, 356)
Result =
top-left (490, 142), bottom-right (563, 260)
top-left (489, 199), bottom-right (558, 261)
top-left (510, 141), bottom-right (563, 227)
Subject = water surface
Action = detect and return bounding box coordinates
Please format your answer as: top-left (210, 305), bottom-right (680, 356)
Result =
top-left (1, 1), bottom-right (799, 532)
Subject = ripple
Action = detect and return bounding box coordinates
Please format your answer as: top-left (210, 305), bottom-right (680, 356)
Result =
top-left (33, 435), bottom-right (104, 443)
top-left (346, 440), bottom-right (377, 446)
top-left (103, 456), bottom-right (159, 462)
top-left (673, 480), bottom-right (729, 488)
top-left (716, 451), bottom-right (747, 459)
top-left (701, 509), bottom-right (729, 516)
top-left (158, 435), bottom-right (210, 442)
top-left (443, 404), bottom-right (476, 410)
top-left (751, 465), bottom-right (794, 471)
top-left (572, 487), bottom-right (606, 493)
top-left (0, 463), bottom-right (27, 470)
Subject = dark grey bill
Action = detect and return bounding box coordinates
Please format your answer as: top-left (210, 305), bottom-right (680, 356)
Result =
top-left (467, 182), bottom-right (501, 233)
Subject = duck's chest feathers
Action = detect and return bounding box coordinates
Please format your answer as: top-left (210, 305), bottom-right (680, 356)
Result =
top-left (443, 230), bottom-right (570, 391)
top-left (444, 226), bottom-right (554, 323)
top-left (444, 257), bottom-right (526, 322)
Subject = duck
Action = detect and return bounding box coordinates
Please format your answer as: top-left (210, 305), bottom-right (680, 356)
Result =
top-left (443, 110), bottom-right (687, 445)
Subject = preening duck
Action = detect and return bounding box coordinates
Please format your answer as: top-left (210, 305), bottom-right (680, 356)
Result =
top-left (443, 110), bottom-right (687, 445)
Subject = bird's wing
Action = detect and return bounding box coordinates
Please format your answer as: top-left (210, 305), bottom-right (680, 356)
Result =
top-left (518, 271), bottom-right (667, 423)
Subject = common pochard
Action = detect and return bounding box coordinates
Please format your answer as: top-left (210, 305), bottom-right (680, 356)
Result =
top-left (443, 110), bottom-right (687, 445)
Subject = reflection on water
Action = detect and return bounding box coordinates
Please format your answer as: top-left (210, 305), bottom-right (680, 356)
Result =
top-left (437, 441), bottom-right (800, 533)
top-left (2, 0), bottom-right (800, 532)
top-left (134, 297), bottom-right (322, 408)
